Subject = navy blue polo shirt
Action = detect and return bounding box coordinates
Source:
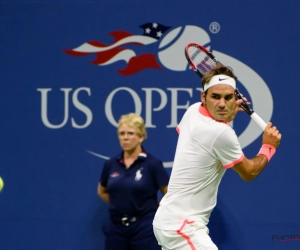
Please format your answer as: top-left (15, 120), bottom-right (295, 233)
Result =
top-left (100, 150), bottom-right (169, 217)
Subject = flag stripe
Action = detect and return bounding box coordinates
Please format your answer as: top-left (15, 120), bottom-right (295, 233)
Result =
top-left (118, 54), bottom-right (161, 76)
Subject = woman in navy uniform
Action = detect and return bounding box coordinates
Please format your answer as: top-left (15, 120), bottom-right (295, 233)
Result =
top-left (98, 113), bottom-right (169, 250)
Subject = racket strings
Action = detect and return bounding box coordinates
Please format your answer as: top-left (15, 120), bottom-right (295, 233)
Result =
top-left (188, 47), bottom-right (216, 75)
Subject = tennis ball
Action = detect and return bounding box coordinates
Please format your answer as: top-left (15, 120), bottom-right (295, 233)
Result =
top-left (0, 177), bottom-right (4, 192)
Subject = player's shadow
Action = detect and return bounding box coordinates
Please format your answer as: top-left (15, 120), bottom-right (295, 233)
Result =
top-left (208, 198), bottom-right (244, 250)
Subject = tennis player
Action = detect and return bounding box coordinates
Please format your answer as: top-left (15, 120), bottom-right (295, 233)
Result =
top-left (153, 65), bottom-right (281, 249)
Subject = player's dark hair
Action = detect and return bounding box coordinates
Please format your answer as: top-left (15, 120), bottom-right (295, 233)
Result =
top-left (201, 64), bottom-right (237, 91)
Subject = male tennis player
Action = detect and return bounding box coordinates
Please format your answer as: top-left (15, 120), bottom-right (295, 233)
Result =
top-left (152, 65), bottom-right (281, 249)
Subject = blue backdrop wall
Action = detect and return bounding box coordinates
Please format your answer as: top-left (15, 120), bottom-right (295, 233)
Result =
top-left (1, 1), bottom-right (299, 249)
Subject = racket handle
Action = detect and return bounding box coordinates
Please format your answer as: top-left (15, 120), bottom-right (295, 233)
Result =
top-left (250, 112), bottom-right (267, 130)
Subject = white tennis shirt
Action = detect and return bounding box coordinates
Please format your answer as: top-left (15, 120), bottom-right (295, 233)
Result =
top-left (153, 102), bottom-right (244, 230)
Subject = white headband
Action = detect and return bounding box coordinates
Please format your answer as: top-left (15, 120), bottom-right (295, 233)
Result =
top-left (203, 74), bottom-right (236, 92)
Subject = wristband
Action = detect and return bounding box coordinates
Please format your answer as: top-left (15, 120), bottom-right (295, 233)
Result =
top-left (258, 144), bottom-right (276, 162)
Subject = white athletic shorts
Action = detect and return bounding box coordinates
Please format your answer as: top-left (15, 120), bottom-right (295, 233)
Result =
top-left (153, 222), bottom-right (218, 250)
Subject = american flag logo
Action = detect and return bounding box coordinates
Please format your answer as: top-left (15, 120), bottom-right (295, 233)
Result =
top-left (64, 22), bottom-right (170, 76)
top-left (110, 172), bottom-right (120, 178)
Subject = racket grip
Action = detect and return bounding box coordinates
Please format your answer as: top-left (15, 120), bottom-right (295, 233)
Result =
top-left (250, 112), bottom-right (267, 130)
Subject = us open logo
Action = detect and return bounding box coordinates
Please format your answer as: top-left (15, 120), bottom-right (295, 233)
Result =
top-left (39, 22), bottom-right (273, 167)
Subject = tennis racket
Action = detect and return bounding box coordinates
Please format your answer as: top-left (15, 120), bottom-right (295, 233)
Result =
top-left (185, 42), bottom-right (267, 130)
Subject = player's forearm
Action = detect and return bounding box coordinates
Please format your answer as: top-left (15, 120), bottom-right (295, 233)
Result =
top-left (249, 155), bottom-right (269, 180)
top-left (242, 155), bottom-right (268, 182)
top-left (233, 154), bottom-right (268, 182)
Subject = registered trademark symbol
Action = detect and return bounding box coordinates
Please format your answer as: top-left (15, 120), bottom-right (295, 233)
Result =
top-left (209, 22), bottom-right (221, 34)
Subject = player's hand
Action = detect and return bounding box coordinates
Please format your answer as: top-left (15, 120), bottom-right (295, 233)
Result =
top-left (262, 122), bottom-right (281, 148)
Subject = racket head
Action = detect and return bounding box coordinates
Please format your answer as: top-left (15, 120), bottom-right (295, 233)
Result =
top-left (185, 43), bottom-right (219, 77)
top-left (185, 43), bottom-right (256, 119)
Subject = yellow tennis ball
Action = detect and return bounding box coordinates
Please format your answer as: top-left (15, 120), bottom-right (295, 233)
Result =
top-left (0, 177), bottom-right (4, 192)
